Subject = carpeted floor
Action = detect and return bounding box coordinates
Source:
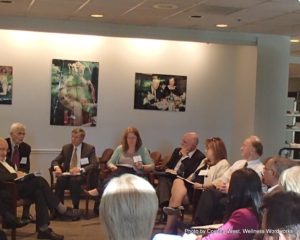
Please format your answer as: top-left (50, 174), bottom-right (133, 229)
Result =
top-left (2, 201), bottom-right (192, 240)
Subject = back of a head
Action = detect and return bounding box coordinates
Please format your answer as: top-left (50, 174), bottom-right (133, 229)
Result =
top-left (100, 174), bottom-right (158, 240)
top-left (279, 166), bottom-right (300, 193)
top-left (227, 168), bottom-right (262, 218)
top-left (263, 191), bottom-right (300, 236)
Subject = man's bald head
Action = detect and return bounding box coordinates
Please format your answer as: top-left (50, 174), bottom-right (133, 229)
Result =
top-left (181, 132), bottom-right (199, 152)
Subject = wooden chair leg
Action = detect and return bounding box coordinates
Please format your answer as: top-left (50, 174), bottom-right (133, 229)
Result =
top-left (85, 197), bottom-right (89, 217)
top-left (11, 228), bottom-right (16, 240)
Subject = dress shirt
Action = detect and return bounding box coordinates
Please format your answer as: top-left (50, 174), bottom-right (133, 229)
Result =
top-left (219, 158), bottom-right (264, 185)
top-left (174, 148), bottom-right (197, 172)
top-left (267, 184), bottom-right (279, 193)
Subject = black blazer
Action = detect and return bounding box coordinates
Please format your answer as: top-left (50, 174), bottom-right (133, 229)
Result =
top-left (51, 142), bottom-right (98, 172)
top-left (166, 148), bottom-right (205, 178)
top-left (5, 138), bottom-right (31, 173)
top-left (0, 162), bottom-right (17, 182)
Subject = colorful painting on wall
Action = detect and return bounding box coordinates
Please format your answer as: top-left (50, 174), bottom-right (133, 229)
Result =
top-left (0, 65), bottom-right (13, 104)
top-left (134, 73), bottom-right (187, 111)
top-left (50, 59), bottom-right (99, 126)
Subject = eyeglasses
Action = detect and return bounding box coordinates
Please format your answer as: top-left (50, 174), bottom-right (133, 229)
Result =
top-left (263, 167), bottom-right (273, 172)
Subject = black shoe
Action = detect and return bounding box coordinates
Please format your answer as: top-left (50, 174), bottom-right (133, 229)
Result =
top-left (37, 228), bottom-right (64, 240)
top-left (21, 214), bottom-right (36, 223)
top-left (60, 207), bottom-right (81, 221)
top-left (3, 212), bottom-right (31, 229)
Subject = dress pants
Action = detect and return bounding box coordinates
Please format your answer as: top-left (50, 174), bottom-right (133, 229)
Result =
top-left (16, 176), bottom-right (60, 229)
top-left (156, 175), bottom-right (175, 206)
top-left (193, 188), bottom-right (227, 225)
top-left (55, 175), bottom-right (85, 209)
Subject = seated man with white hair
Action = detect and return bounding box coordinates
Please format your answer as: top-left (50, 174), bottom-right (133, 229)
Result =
top-left (100, 174), bottom-right (158, 240)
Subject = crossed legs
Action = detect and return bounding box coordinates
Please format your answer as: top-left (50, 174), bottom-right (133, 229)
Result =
top-left (163, 178), bottom-right (188, 233)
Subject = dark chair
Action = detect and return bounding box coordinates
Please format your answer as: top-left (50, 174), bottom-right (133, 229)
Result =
top-left (98, 148), bottom-right (114, 181)
top-left (0, 181), bottom-right (32, 240)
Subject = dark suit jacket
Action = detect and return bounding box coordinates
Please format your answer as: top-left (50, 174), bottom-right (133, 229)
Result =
top-left (5, 138), bottom-right (31, 173)
top-left (0, 162), bottom-right (17, 182)
top-left (166, 148), bottom-right (205, 179)
top-left (51, 142), bottom-right (98, 172)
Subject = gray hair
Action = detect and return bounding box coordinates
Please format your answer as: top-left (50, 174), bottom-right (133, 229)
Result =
top-left (10, 122), bottom-right (26, 134)
top-left (100, 174), bottom-right (158, 240)
top-left (279, 166), bottom-right (300, 193)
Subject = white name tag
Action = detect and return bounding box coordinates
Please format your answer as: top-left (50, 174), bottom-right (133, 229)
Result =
top-left (80, 157), bottom-right (89, 165)
top-left (20, 157), bottom-right (28, 164)
top-left (198, 169), bottom-right (208, 176)
top-left (133, 155), bottom-right (142, 163)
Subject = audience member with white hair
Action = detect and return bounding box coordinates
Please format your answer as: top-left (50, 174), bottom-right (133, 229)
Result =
top-left (100, 174), bottom-right (158, 240)
top-left (279, 165), bottom-right (300, 193)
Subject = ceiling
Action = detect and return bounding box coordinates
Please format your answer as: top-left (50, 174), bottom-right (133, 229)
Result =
top-left (1, 0), bottom-right (300, 55)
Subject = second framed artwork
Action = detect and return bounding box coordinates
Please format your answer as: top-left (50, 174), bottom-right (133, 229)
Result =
top-left (50, 59), bottom-right (99, 127)
top-left (134, 72), bottom-right (187, 111)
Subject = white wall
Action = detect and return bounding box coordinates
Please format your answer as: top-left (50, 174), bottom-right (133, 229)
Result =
top-left (0, 23), bottom-right (291, 179)
top-left (0, 29), bottom-right (256, 165)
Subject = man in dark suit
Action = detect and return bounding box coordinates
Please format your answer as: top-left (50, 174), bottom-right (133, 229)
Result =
top-left (51, 128), bottom-right (98, 210)
top-left (5, 122), bottom-right (31, 173)
top-left (0, 137), bottom-right (80, 240)
top-left (5, 122), bottom-right (32, 221)
top-left (156, 132), bottom-right (205, 212)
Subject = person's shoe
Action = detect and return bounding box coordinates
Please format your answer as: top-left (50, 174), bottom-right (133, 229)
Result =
top-left (61, 207), bottom-right (81, 221)
top-left (163, 206), bottom-right (184, 216)
top-left (37, 228), bottom-right (64, 240)
top-left (83, 189), bottom-right (98, 199)
top-left (21, 214), bottom-right (36, 223)
top-left (3, 212), bottom-right (31, 229)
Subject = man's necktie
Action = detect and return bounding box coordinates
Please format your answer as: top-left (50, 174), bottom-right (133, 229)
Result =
top-left (243, 161), bottom-right (248, 168)
top-left (12, 145), bottom-right (20, 169)
top-left (70, 147), bottom-right (78, 169)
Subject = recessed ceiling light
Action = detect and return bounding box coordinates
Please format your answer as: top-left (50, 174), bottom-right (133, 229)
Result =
top-left (190, 15), bottom-right (202, 19)
top-left (91, 14), bottom-right (104, 18)
top-left (153, 3), bottom-right (178, 10)
top-left (291, 39), bottom-right (300, 43)
top-left (0, 0), bottom-right (13, 3)
top-left (216, 24), bottom-right (228, 28)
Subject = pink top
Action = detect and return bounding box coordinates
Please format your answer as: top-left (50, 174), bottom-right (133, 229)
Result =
top-left (200, 208), bottom-right (259, 240)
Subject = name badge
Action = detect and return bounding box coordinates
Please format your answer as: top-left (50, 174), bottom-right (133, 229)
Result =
top-left (80, 157), bottom-right (89, 165)
top-left (133, 155), bottom-right (142, 163)
top-left (20, 157), bottom-right (28, 164)
top-left (198, 169), bottom-right (208, 176)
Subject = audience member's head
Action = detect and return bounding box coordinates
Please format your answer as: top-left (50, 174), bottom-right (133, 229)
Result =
top-left (0, 137), bottom-right (9, 161)
top-left (121, 127), bottom-right (142, 152)
top-left (100, 174), bottom-right (158, 240)
top-left (240, 135), bottom-right (263, 161)
top-left (71, 127), bottom-right (85, 146)
top-left (262, 191), bottom-right (300, 240)
top-left (205, 137), bottom-right (227, 166)
top-left (263, 156), bottom-right (295, 189)
top-left (227, 168), bottom-right (262, 220)
top-left (9, 122), bottom-right (26, 145)
top-left (181, 132), bottom-right (199, 153)
top-left (279, 166), bottom-right (300, 194)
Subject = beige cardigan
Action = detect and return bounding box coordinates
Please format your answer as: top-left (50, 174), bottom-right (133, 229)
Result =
top-left (188, 158), bottom-right (230, 185)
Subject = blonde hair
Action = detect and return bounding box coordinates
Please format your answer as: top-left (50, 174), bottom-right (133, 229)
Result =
top-left (100, 174), bottom-right (158, 240)
top-left (279, 166), bottom-right (300, 193)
